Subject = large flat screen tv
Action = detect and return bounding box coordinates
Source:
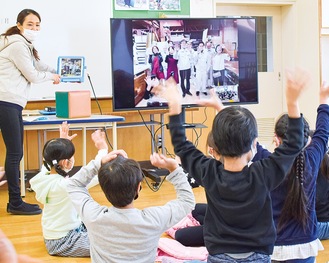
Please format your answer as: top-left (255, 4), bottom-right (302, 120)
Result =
top-left (110, 17), bottom-right (258, 111)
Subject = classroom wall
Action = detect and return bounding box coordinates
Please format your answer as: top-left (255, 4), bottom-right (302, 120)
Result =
top-left (192, 0), bottom-right (320, 130)
top-left (281, 0), bottom-right (320, 127)
top-left (189, 0), bottom-right (320, 153)
top-left (0, 0), bottom-right (113, 100)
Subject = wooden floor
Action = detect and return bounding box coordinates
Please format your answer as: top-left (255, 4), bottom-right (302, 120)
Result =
top-left (0, 178), bottom-right (329, 262)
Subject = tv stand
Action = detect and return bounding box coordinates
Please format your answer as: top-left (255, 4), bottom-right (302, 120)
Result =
top-left (182, 123), bottom-right (196, 128)
top-left (166, 107), bottom-right (207, 129)
top-left (165, 122), bottom-right (207, 129)
top-left (117, 112), bottom-right (166, 154)
top-left (118, 109), bottom-right (207, 183)
top-left (139, 160), bottom-right (170, 186)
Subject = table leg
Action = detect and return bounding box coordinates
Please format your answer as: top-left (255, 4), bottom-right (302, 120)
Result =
top-left (83, 127), bottom-right (86, 165)
top-left (112, 122), bottom-right (117, 150)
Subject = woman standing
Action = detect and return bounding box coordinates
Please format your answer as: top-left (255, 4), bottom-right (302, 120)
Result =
top-left (148, 45), bottom-right (165, 80)
top-left (165, 46), bottom-right (179, 83)
top-left (0, 9), bottom-right (60, 215)
top-left (212, 44), bottom-right (230, 87)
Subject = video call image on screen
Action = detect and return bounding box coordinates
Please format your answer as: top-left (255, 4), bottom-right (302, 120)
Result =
top-left (111, 18), bottom-right (258, 111)
top-left (57, 57), bottom-right (85, 82)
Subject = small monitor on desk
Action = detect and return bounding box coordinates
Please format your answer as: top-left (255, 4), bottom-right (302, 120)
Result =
top-left (57, 56), bottom-right (86, 82)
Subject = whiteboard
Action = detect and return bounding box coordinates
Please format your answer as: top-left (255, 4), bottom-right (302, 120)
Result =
top-left (0, 0), bottom-right (112, 101)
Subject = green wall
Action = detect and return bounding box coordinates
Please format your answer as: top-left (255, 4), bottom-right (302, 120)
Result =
top-left (112, 1), bottom-right (190, 18)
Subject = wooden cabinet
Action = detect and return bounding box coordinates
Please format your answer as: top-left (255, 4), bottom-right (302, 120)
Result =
top-left (134, 71), bottom-right (147, 105)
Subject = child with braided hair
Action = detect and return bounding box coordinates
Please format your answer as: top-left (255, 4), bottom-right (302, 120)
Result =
top-left (199, 74), bottom-right (329, 262)
top-left (270, 77), bottom-right (329, 263)
top-left (29, 122), bottom-right (108, 257)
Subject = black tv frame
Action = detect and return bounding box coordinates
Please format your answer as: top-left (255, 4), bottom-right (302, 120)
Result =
top-left (110, 17), bottom-right (258, 112)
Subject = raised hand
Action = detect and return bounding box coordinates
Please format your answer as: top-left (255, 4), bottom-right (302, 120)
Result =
top-left (144, 76), bottom-right (153, 91)
top-left (101, 149), bottom-right (128, 165)
top-left (150, 153), bottom-right (179, 173)
top-left (319, 81), bottom-right (329, 104)
top-left (152, 77), bottom-right (181, 115)
top-left (52, 73), bottom-right (61, 84)
top-left (59, 121), bottom-right (77, 140)
top-left (197, 88), bottom-right (224, 112)
top-left (285, 68), bottom-right (310, 118)
top-left (285, 68), bottom-right (309, 103)
top-left (91, 129), bottom-right (108, 151)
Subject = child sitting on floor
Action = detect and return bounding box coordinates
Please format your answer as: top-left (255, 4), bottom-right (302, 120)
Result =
top-left (154, 68), bottom-right (306, 262)
top-left (30, 123), bottom-right (108, 257)
top-left (66, 151), bottom-right (195, 263)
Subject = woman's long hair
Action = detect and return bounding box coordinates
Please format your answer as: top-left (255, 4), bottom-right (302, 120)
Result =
top-left (1, 9), bottom-right (40, 60)
top-left (275, 114), bottom-right (310, 232)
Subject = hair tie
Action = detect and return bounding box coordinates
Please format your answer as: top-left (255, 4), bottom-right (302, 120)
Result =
top-left (52, 160), bottom-right (57, 165)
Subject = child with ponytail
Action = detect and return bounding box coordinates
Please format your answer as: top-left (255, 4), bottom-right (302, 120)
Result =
top-left (29, 122), bottom-right (108, 257)
top-left (271, 77), bottom-right (329, 263)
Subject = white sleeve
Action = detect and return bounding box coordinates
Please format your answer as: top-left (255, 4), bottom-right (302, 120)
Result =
top-left (10, 42), bottom-right (54, 83)
top-left (87, 149), bottom-right (108, 189)
top-left (34, 59), bottom-right (57, 73)
top-left (66, 159), bottom-right (105, 222)
top-left (143, 167), bottom-right (195, 232)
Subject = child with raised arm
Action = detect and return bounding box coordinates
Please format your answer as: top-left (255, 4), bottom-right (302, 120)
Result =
top-left (66, 151), bottom-right (195, 263)
top-left (154, 69), bottom-right (306, 262)
top-left (29, 123), bottom-right (108, 257)
top-left (270, 79), bottom-right (329, 262)
top-left (169, 119), bottom-right (271, 248)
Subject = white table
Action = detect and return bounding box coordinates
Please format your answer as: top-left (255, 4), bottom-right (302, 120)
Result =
top-left (21, 114), bottom-right (125, 196)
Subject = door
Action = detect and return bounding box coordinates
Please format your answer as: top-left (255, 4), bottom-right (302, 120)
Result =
top-left (216, 4), bottom-right (283, 151)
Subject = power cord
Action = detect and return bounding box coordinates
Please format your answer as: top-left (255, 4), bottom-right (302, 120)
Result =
top-left (138, 110), bottom-right (174, 156)
top-left (153, 124), bottom-right (173, 155)
top-left (192, 107), bottom-right (208, 147)
top-left (142, 107), bottom-right (208, 190)
top-left (142, 172), bottom-right (167, 192)
top-left (138, 110), bottom-right (158, 150)
top-left (137, 110), bottom-right (175, 191)
top-left (87, 72), bottom-right (113, 149)
top-left (201, 107), bottom-right (208, 125)
top-left (87, 73), bottom-right (103, 115)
